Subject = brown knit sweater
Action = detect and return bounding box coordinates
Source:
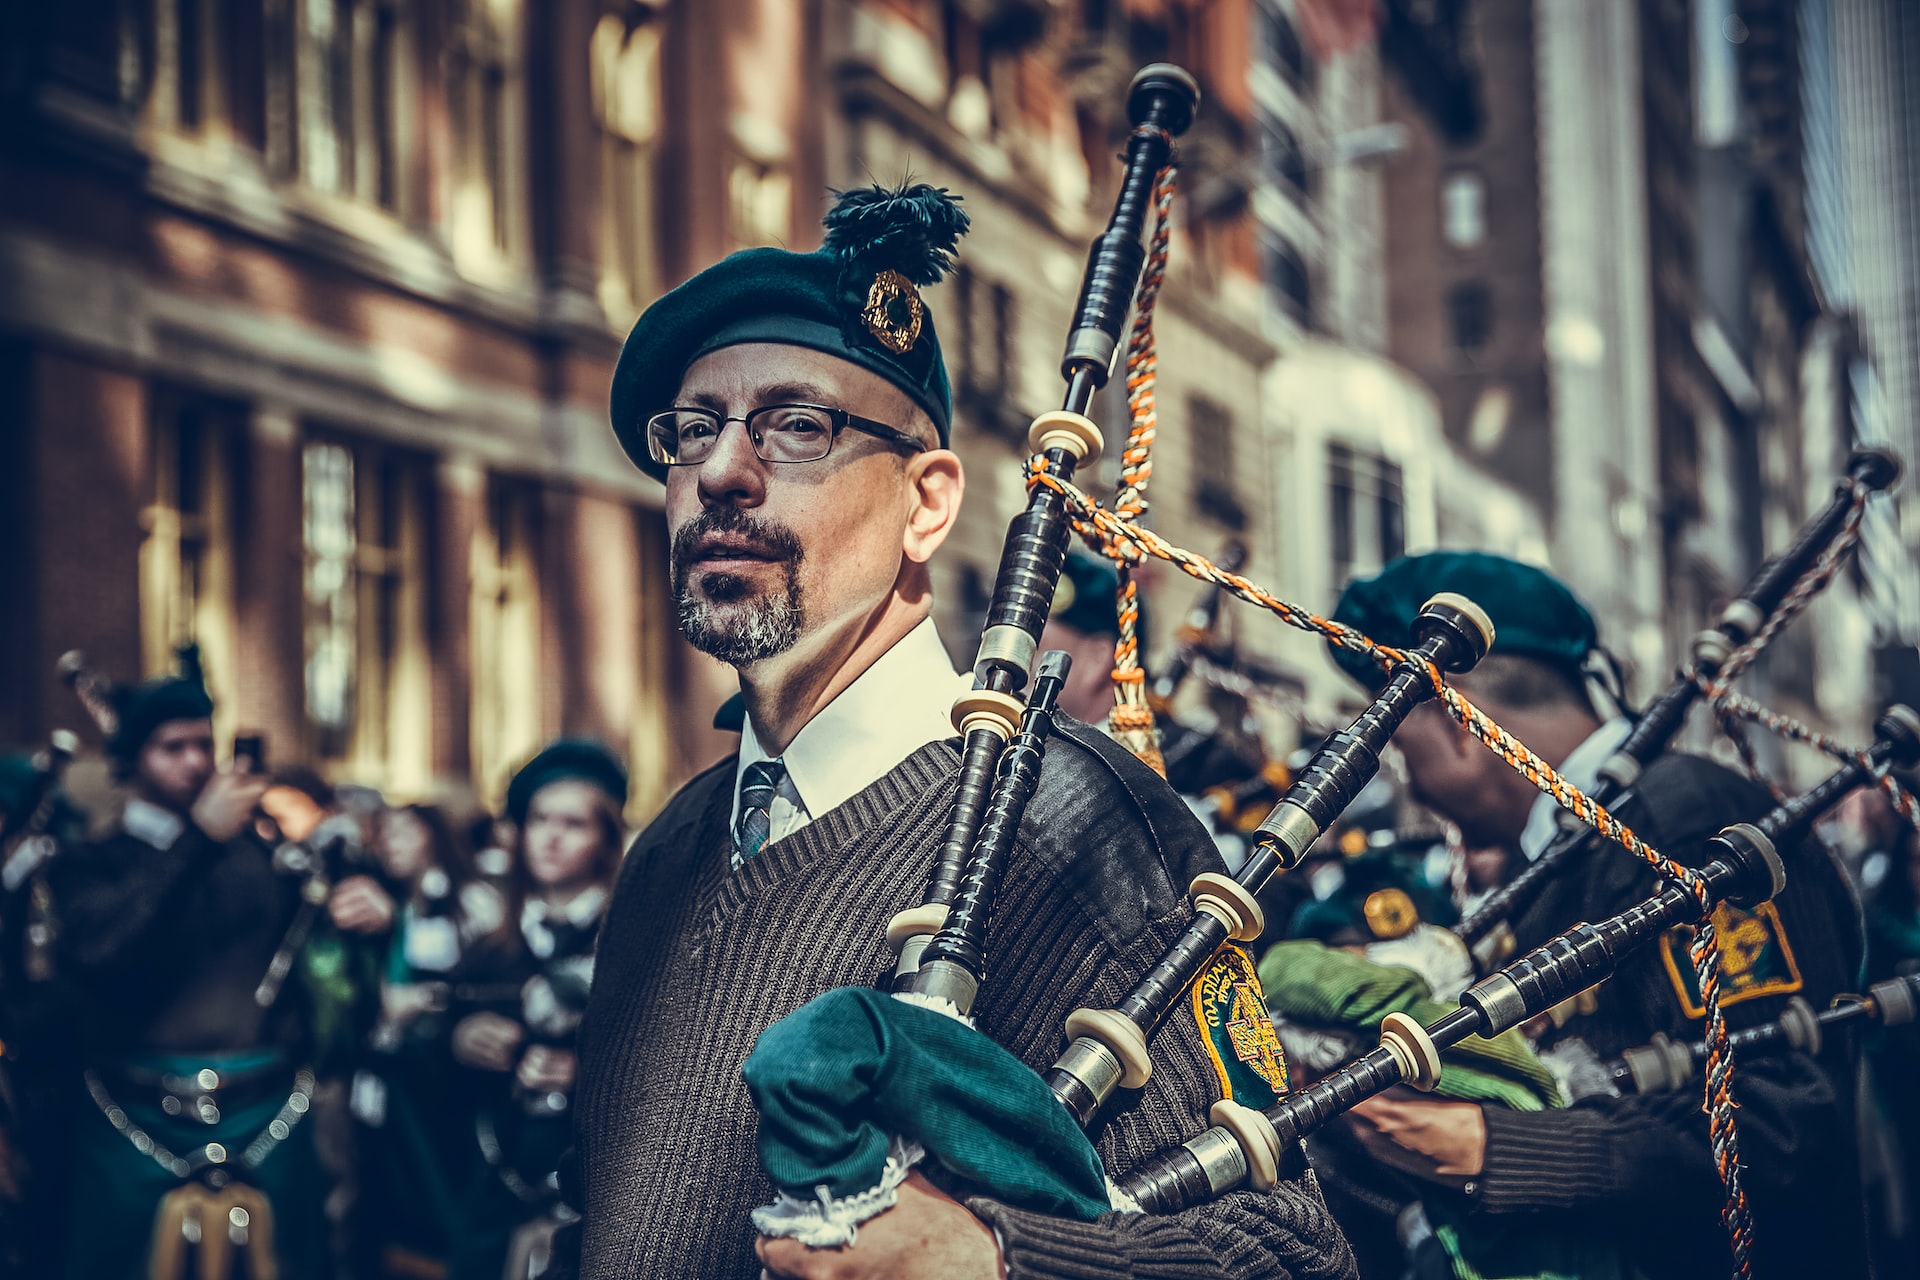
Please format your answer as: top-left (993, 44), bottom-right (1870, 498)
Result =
top-left (562, 721), bottom-right (1356, 1280)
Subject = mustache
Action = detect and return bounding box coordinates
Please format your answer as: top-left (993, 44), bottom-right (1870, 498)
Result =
top-left (670, 507), bottom-right (804, 575)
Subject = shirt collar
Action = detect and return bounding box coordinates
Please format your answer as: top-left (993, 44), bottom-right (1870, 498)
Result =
top-left (123, 797), bottom-right (186, 851)
top-left (735, 616), bottom-right (971, 826)
top-left (1518, 716), bottom-right (1632, 861)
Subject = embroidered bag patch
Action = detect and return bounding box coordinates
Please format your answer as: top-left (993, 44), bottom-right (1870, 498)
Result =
top-left (1192, 945), bottom-right (1289, 1108)
top-left (1660, 900), bottom-right (1804, 1019)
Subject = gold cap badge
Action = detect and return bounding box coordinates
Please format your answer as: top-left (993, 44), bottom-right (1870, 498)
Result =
top-left (862, 269), bottom-right (924, 353)
top-left (1363, 888), bottom-right (1419, 941)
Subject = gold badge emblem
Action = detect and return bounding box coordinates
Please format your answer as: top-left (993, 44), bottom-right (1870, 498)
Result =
top-left (862, 269), bottom-right (924, 353)
top-left (1193, 946), bottom-right (1289, 1107)
top-left (1660, 900), bottom-right (1804, 1018)
top-left (1363, 888), bottom-right (1419, 941)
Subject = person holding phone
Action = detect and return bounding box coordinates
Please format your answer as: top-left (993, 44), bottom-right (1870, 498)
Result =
top-left (48, 650), bottom-right (378, 1280)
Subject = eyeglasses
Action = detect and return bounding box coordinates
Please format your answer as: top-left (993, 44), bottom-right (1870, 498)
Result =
top-left (644, 403), bottom-right (928, 467)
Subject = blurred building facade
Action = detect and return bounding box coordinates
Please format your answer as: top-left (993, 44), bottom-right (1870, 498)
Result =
top-left (1376, 0), bottom-right (1914, 762)
top-left (2, 0), bottom-right (1910, 813)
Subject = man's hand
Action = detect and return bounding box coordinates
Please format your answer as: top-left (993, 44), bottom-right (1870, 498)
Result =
top-left (755, 1171), bottom-right (1003, 1280)
top-left (516, 1045), bottom-right (577, 1095)
top-left (1345, 1091), bottom-right (1486, 1186)
top-left (452, 1012), bottom-right (525, 1072)
top-left (328, 875), bottom-right (396, 934)
top-left (189, 769), bottom-right (271, 842)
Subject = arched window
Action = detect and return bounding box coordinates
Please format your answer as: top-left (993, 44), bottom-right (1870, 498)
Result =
top-left (1261, 113), bottom-right (1309, 200)
top-left (1257, 3), bottom-right (1313, 93)
top-left (1441, 170), bottom-right (1487, 249)
top-left (1262, 233), bottom-right (1312, 324)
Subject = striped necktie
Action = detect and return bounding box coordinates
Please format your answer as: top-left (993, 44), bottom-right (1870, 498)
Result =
top-left (732, 758), bottom-right (786, 867)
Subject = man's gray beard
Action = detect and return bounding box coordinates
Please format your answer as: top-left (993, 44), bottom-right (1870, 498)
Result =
top-left (677, 570), bottom-right (804, 666)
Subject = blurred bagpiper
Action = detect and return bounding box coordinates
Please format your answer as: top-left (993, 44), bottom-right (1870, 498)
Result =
top-left (1318, 552), bottom-right (1870, 1280)
top-left (49, 649), bottom-right (338, 1280)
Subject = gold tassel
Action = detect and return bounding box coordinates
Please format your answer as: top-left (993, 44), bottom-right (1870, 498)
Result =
top-left (147, 1181), bottom-right (278, 1280)
top-left (149, 1182), bottom-right (210, 1280)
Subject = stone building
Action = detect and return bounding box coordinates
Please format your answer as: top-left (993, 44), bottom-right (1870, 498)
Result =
top-left (0, 0), bottom-right (1325, 810)
top-left (1376, 0), bottom-right (1911, 754)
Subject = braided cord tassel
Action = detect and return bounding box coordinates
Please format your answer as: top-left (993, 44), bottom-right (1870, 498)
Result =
top-left (1106, 166), bottom-right (1178, 776)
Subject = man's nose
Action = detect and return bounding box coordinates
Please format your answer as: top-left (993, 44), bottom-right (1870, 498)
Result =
top-left (696, 420), bottom-right (768, 506)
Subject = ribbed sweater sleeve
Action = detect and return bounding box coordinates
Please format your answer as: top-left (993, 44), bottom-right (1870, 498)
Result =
top-left (974, 1176), bottom-right (1356, 1280)
top-left (1477, 1049), bottom-right (1838, 1213)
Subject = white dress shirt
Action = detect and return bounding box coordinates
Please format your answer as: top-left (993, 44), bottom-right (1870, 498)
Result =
top-left (729, 616), bottom-right (975, 843)
top-left (1517, 716), bottom-right (1632, 861)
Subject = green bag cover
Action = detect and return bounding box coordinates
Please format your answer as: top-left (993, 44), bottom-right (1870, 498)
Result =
top-left (1258, 940), bottom-right (1628, 1279)
top-left (743, 986), bottom-right (1110, 1243)
top-left (1258, 940), bottom-right (1559, 1109)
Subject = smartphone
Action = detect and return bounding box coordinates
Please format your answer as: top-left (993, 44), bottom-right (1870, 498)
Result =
top-left (233, 732), bottom-right (267, 774)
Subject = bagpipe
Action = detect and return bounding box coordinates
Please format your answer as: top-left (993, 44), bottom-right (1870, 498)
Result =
top-left (1455, 447), bottom-right (1902, 966)
top-left (1610, 973), bottom-right (1920, 1095)
top-left (745, 61), bottom-right (1907, 1280)
top-left (0, 727), bottom-right (81, 991)
top-left (1119, 702), bottom-right (1920, 1210)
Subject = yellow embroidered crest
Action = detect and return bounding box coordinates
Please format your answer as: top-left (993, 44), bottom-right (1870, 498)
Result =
top-left (862, 269), bottom-right (924, 353)
top-left (1192, 945), bottom-right (1288, 1108)
top-left (1660, 900), bottom-right (1804, 1018)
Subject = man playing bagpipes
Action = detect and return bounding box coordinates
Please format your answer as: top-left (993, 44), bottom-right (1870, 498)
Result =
top-left (1317, 553), bottom-right (1869, 1279)
top-left (553, 182), bottom-right (1356, 1280)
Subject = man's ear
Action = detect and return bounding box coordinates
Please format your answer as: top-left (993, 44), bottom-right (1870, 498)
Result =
top-left (902, 449), bottom-right (964, 565)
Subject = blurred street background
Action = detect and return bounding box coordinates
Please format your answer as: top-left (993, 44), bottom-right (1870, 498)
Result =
top-left (2, 0), bottom-right (1917, 827)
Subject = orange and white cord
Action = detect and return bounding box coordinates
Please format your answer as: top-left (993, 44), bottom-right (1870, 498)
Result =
top-left (1106, 165), bottom-right (1178, 776)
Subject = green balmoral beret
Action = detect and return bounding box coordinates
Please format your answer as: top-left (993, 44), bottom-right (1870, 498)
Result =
top-left (505, 739), bottom-right (629, 827)
top-left (1329, 551), bottom-right (1596, 691)
top-left (108, 645), bottom-right (215, 761)
top-left (610, 183), bottom-right (970, 481)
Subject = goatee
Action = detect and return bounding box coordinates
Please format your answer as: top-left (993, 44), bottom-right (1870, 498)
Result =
top-left (670, 508), bottom-right (806, 665)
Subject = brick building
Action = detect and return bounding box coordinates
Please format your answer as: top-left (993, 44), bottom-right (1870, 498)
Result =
top-left (0, 0), bottom-right (1326, 812)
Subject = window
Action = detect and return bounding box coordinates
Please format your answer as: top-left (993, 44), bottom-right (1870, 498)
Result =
top-left (955, 268), bottom-right (1012, 393)
top-left (302, 436), bottom-right (430, 783)
top-left (1328, 443), bottom-right (1406, 587)
top-left (141, 394), bottom-right (239, 714)
top-left (1441, 170), bottom-right (1486, 249)
top-left (1257, 3), bottom-right (1313, 94)
top-left (471, 477), bottom-right (543, 806)
top-left (449, 0), bottom-right (523, 267)
top-left (1261, 113), bottom-right (1309, 200)
top-left (1694, 0), bottom-right (1742, 147)
top-left (1447, 281), bottom-right (1493, 354)
top-left (302, 441), bottom-right (357, 737)
top-left (146, 0), bottom-right (214, 135)
top-left (1262, 232), bottom-right (1312, 325)
top-left (292, 0), bottom-right (407, 209)
top-left (728, 156), bottom-right (793, 250)
top-left (1189, 395), bottom-right (1248, 529)
top-left (592, 13), bottom-right (664, 318)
